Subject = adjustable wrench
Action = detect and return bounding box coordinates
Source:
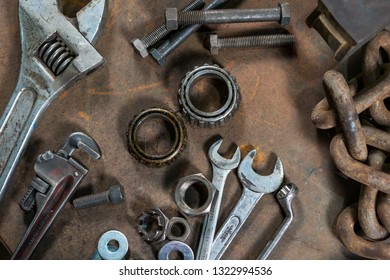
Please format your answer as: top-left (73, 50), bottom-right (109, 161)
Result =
top-left (12, 132), bottom-right (101, 260)
top-left (210, 149), bottom-right (284, 260)
top-left (196, 139), bottom-right (240, 260)
top-left (0, 0), bottom-right (108, 203)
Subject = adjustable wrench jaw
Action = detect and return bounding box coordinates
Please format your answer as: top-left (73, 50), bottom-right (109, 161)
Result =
top-left (0, 0), bottom-right (107, 203)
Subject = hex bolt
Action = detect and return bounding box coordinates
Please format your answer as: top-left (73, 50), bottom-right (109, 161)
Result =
top-left (150, 0), bottom-right (232, 66)
top-left (72, 184), bottom-right (125, 209)
top-left (166, 2), bottom-right (291, 31)
top-left (209, 33), bottom-right (296, 55)
top-left (131, 0), bottom-right (205, 58)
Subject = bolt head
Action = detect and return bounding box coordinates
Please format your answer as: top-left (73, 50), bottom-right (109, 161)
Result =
top-left (279, 2), bottom-right (291, 26)
top-left (209, 33), bottom-right (220, 55)
top-left (150, 48), bottom-right (166, 66)
top-left (131, 38), bottom-right (149, 58)
top-left (165, 7), bottom-right (178, 31)
top-left (108, 185), bottom-right (125, 204)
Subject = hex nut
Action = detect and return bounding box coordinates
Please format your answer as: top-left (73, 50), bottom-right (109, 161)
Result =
top-left (278, 2), bottom-right (291, 26)
top-left (209, 33), bottom-right (220, 55)
top-left (131, 38), bottom-right (149, 58)
top-left (138, 208), bottom-right (170, 244)
top-left (166, 217), bottom-right (191, 242)
top-left (175, 173), bottom-right (214, 217)
top-left (165, 7), bottom-right (179, 31)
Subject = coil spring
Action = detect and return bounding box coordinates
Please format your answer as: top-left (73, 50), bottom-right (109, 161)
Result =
top-left (38, 37), bottom-right (75, 76)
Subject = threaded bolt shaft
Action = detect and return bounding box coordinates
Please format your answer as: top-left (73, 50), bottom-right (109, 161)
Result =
top-left (166, 2), bottom-right (291, 31)
top-left (132, 0), bottom-right (205, 58)
top-left (72, 184), bottom-right (125, 209)
top-left (209, 33), bottom-right (295, 54)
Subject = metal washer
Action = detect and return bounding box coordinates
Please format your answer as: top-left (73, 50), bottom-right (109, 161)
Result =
top-left (178, 64), bottom-right (240, 128)
top-left (97, 230), bottom-right (128, 260)
top-left (158, 241), bottom-right (194, 260)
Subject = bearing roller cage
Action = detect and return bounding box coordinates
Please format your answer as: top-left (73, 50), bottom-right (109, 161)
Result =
top-left (179, 64), bottom-right (240, 127)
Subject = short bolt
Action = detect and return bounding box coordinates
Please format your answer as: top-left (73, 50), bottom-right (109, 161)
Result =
top-left (131, 0), bottom-right (205, 58)
top-left (209, 33), bottom-right (296, 55)
top-left (72, 184), bottom-right (125, 209)
top-left (165, 2), bottom-right (291, 31)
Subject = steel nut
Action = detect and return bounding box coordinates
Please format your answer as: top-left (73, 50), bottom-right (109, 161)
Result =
top-left (131, 38), bottom-right (149, 58)
top-left (138, 208), bottom-right (170, 244)
top-left (209, 33), bottom-right (220, 55)
top-left (166, 217), bottom-right (191, 242)
top-left (175, 173), bottom-right (214, 217)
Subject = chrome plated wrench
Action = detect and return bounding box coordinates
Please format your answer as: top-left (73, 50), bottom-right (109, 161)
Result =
top-left (257, 183), bottom-right (298, 260)
top-left (0, 0), bottom-right (108, 203)
top-left (209, 149), bottom-right (284, 260)
top-left (196, 139), bottom-right (240, 260)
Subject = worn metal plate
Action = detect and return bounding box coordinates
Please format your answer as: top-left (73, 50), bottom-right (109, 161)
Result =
top-left (0, 0), bottom-right (360, 259)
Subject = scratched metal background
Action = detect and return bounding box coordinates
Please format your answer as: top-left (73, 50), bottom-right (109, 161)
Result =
top-left (0, 0), bottom-right (361, 259)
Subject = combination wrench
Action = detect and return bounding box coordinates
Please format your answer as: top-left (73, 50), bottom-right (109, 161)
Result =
top-left (209, 149), bottom-right (284, 260)
top-left (0, 0), bottom-right (108, 203)
top-left (257, 183), bottom-right (298, 259)
top-left (196, 138), bottom-right (241, 260)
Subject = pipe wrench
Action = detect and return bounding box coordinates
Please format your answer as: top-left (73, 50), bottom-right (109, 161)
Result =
top-left (0, 0), bottom-right (108, 203)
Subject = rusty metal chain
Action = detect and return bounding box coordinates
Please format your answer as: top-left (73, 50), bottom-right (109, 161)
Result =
top-left (312, 30), bottom-right (390, 259)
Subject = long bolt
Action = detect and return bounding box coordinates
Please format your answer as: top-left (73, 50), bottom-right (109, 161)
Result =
top-left (72, 184), bottom-right (125, 209)
top-left (150, 0), bottom-right (232, 66)
top-left (209, 33), bottom-right (295, 54)
top-left (166, 2), bottom-right (291, 31)
top-left (131, 0), bottom-right (205, 58)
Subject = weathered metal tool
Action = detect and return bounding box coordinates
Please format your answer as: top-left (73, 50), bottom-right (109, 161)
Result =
top-left (0, 0), bottom-right (107, 203)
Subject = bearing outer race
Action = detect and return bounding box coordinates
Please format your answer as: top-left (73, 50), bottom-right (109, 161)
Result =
top-left (179, 64), bottom-right (239, 126)
top-left (158, 241), bottom-right (194, 260)
top-left (127, 108), bottom-right (187, 166)
top-left (97, 230), bottom-right (128, 260)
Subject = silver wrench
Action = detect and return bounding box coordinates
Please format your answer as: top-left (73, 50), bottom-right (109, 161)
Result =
top-left (0, 0), bottom-right (107, 203)
top-left (209, 149), bottom-right (284, 260)
top-left (196, 139), bottom-right (240, 260)
top-left (257, 183), bottom-right (298, 259)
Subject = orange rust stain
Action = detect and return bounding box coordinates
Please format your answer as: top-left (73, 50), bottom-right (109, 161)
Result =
top-left (78, 111), bottom-right (91, 122)
top-left (251, 76), bottom-right (261, 99)
top-left (240, 144), bottom-right (266, 163)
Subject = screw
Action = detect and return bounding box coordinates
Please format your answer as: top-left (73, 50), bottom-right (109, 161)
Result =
top-left (209, 33), bottom-right (295, 55)
top-left (165, 2), bottom-right (291, 31)
top-left (150, 0), bottom-right (232, 66)
top-left (131, 0), bottom-right (205, 58)
top-left (72, 184), bottom-right (125, 209)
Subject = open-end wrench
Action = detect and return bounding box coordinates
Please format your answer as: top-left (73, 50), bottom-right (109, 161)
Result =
top-left (12, 132), bottom-right (101, 260)
top-left (0, 0), bottom-right (108, 203)
top-left (210, 149), bottom-right (284, 260)
top-left (257, 183), bottom-right (298, 260)
top-left (196, 139), bottom-right (241, 260)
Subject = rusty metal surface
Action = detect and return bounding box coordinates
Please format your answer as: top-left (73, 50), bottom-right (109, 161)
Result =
top-left (0, 0), bottom-right (363, 260)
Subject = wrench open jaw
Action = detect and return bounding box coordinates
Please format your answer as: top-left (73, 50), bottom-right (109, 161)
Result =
top-left (210, 149), bottom-right (284, 260)
top-left (0, 0), bottom-right (107, 203)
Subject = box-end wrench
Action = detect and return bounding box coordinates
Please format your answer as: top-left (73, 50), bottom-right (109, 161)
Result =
top-left (12, 132), bottom-right (101, 260)
top-left (0, 0), bottom-right (108, 203)
top-left (257, 183), bottom-right (298, 260)
top-left (210, 149), bottom-right (284, 260)
top-left (196, 138), bottom-right (241, 260)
